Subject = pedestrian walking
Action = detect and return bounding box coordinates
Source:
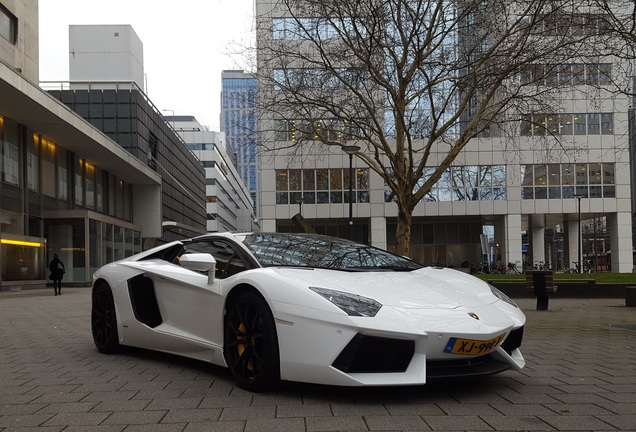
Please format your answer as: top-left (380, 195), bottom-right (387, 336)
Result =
top-left (49, 253), bottom-right (65, 295)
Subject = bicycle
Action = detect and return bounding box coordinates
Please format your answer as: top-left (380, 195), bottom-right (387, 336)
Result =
top-left (583, 258), bottom-right (597, 274)
top-left (565, 261), bottom-right (580, 274)
top-left (506, 261), bottom-right (521, 274)
top-left (474, 261), bottom-right (491, 274)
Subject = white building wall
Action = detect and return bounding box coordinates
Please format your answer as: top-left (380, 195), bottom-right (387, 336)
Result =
top-left (0, 0), bottom-right (39, 82)
top-left (69, 25), bottom-right (144, 90)
top-left (175, 117), bottom-right (256, 232)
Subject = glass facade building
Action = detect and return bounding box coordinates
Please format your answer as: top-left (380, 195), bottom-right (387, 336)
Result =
top-left (47, 85), bottom-right (207, 246)
top-left (221, 71), bottom-right (259, 217)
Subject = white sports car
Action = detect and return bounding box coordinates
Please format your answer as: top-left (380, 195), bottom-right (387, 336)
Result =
top-left (91, 232), bottom-right (525, 392)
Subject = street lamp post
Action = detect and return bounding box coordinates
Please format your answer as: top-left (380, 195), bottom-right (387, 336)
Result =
top-left (342, 145), bottom-right (361, 227)
top-left (575, 193), bottom-right (587, 273)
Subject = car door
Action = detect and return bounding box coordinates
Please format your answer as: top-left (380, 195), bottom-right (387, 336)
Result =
top-left (149, 238), bottom-right (251, 353)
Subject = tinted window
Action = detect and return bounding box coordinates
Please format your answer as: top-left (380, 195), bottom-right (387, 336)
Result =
top-left (242, 233), bottom-right (422, 271)
top-left (179, 240), bottom-right (248, 279)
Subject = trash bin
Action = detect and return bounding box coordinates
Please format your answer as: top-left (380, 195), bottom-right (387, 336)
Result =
top-left (525, 270), bottom-right (556, 310)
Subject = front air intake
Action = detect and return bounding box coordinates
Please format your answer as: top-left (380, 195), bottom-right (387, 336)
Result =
top-left (332, 334), bottom-right (414, 373)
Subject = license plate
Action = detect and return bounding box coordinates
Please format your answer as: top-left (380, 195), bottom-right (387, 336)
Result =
top-left (444, 334), bottom-right (505, 355)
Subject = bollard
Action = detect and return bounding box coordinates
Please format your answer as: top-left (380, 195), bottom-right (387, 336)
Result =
top-left (626, 286), bottom-right (636, 307)
top-left (525, 270), bottom-right (555, 311)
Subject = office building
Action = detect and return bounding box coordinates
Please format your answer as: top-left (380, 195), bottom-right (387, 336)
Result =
top-left (255, 0), bottom-right (633, 272)
top-left (221, 70), bottom-right (259, 217)
top-left (1, 2), bottom-right (162, 290)
top-left (170, 115), bottom-right (258, 232)
top-left (46, 25), bottom-right (207, 247)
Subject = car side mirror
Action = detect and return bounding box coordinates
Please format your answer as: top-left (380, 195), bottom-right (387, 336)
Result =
top-left (179, 253), bottom-right (217, 284)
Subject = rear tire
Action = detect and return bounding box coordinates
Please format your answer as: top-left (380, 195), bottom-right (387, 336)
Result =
top-left (91, 282), bottom-right (121, 353)
top-left (224, 291), bottom-right (280, 392)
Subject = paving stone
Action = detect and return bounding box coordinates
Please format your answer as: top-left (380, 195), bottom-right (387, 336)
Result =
top-left (40, 412), bottom-right (110, 426)
top-left (480, 415), bottom-right (554, 431)
top-left (183, 421), bottom-right (246, 431)
top-left (436, 403), bottom-right (503, 416)
top-left (331, 403), bottom-right (390, 416)
top-left (218, 405), bottom-right (276, 421)
top-left (305, 415), bottom-right (368, 431)
top-left (244, 417), bottom-right (306, 432)
top-left (91, 399), bottom-right (151, 412)
top-left (385, 403), bottom-right (445, 416)
top-left (198, 395), bottom-right (252, 408)
top-left (0, 413), bottom-right (56, 427)
top-left (596, 414), bottom-right (636, 430)
top-left (276, 403), bottom-right (333, 418)
top-left (1, 291), bottom-right (635, 432)
top-left (145, 397), bottom-right (203, 410)
top-left (365, 414), bottom-right (431, 430)
top-left (423, 415), bottom-right (493, 430)
top-left (160, 408), bottom-right (222, 423)
top-left (539, 414), bottom-right (619, 431)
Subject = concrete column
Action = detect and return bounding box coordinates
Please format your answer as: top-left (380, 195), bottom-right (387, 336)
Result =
top-left (261, 219), bottom-right (277, 232)
top-left (608, 212), bottom-right (633, 273)
top-left (566, 219), bottom-right (580, 271)
top-left (370, 217), bottom-right (387, 250)
top-left (503, 214), bottom-right (523, 269)
top-left (530, 214), bottom-right (545, 268)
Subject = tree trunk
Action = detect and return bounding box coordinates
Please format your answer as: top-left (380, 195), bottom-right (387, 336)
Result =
top-left (395, 205), bottom-right (413, 257)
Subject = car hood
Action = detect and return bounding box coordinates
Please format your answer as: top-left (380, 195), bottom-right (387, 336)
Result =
top-left (269, 266), bottom-right (495, 310)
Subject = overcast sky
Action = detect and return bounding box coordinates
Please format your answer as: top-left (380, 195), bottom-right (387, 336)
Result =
top-left (38, 0), bottom-right (255, 130)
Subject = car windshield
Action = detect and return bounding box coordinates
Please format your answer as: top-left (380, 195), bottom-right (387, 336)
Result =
top-left (241, 233), bottom-right (423, 271)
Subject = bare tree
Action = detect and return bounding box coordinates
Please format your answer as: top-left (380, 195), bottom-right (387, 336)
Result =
top-left (255, 0), bottom-right (626, 256)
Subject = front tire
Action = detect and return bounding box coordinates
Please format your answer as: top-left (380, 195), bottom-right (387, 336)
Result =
top-left (224, 291), bottom-right (280, 392)
top-left (91, 282), bottom-right (120, 353)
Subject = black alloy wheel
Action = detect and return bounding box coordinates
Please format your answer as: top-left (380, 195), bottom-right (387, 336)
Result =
top-left (91, 282), bottom-right (120, 353)
top-left (224, 291), bottom-right (280, 392)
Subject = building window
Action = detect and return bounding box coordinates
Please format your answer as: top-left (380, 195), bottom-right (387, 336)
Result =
top-left (41, 138), bottom-right (56, 198)
top-left (27, 134), bottom-right (39, 192)
top-left (74, 156), bottom-right (84, 206)
top-left (276, 168), bottom-right (370, 205)
top-left (521, 112), bottom-right (613, 136)
top-left (521, 163), bottom-right (614, 199)
top-left (85, 162), bottom-right (95, 210)
top-left (0, 4), bottom-right (17, 44)
top-left (521, 63), bottom-right (612, 86)
top-left (1, 116), bottom-right (19, 185)
top-left (58, 147), bottom-right (69, 201)
top-left (385, 165), bottom-right (506, 202)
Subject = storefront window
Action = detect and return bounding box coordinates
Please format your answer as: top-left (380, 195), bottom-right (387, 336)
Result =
top-left (102, 222), bottom-right (113, 264)
top-left (0, 238), bottom-right (46, 282)
top-left (44, 218), bottom-right (85, 283)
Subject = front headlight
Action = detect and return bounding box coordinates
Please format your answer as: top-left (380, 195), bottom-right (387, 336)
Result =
top-left (309, 287), bottom-right (382, 317)
top-left (489, 284), bottom-right (518, 308)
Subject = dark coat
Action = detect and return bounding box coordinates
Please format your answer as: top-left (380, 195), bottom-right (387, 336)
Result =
top-left (49, 257), bottom-right (65, 281)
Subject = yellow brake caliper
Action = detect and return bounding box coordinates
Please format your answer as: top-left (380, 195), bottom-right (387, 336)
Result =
top-left (237, 322), bottom-right (253, 371)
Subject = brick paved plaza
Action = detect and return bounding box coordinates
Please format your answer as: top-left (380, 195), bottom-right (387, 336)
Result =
top-left (1, 288), bottom-right (634, 431)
